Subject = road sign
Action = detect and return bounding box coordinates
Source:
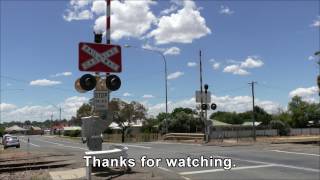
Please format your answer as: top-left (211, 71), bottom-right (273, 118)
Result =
top-left (94, 90), bottom-right (108, 111)
top-left (79, 42), bottom-right (122, 73)
top-left (195, 90), bottom-right (211, 103)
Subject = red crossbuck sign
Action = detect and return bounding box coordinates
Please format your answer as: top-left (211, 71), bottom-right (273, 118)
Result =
top-left (79, 42), bottom-right (122, 72)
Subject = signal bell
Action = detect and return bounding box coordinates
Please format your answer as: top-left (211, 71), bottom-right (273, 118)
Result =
top-left (75, 78), bottom-right (86, 93)
top-left (76, 74), bottom-right (97, 92)
top-left (106, 74), bottom-right (121, 91)
top-left (211, 103), bottom-right (217, 110)
top-left (201, 104), bottom-right (208, 110)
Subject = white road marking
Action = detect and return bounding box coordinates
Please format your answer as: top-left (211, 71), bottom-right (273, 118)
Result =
top-left (46, 137), bottom-right (82, 145)
top-left (215, 155), bottom-right (320, 173)
top-left (179, 164), bottom-right (274, 175)
top-left (20, 139), bottom-right (40, 147)
top-left (35, 139), bottom-right (87, 150)
top-left (106, 143), bottom-right (151, 149)
top-left (158, 167), bottom-right (172, 172)
top-left (270, 150), bottom-right (320, 157)
top-left (147, 142), bottom-right (202, 146)
top-left (275, 164), bottom-right (320, 173)
top-left (181, 176), bottom-right (192, 180)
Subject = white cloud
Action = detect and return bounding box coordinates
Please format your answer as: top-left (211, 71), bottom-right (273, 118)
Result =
top-left (123, 92), bottom-right (132, 97)
top-left (308, 56), bottom-right (315, 61)
top-left (220, 5), bottom-right (234, 15)
top-left (0, 103), bottom-right (17, 112)
top-left (148, 1), bottom-right (211, 44)
top-left (167, 71), bottom-right (184, 80)
top-left (142, 44), bottom-right (181, 56)
top-left (30, 79), bottom-right (62, 86)
top-left (91, 0), bottom-right (105, 15)
top-left (142, 43), bottom-right (164, 52)
top-left (51, 72), bottom-right (72, 77)
top-left (93, 0), bottom-right (157, 40)
top-left (143, 94), bottom-right (155, 99)
top-left (240, 56), bottom-right (264, 68)
top-left (289, 86), bottom-right (318, 103)
top-left (213, 62), bottom-right (220, 70)
top-left (146, 95), bottom-right (280, 116)
top-left (223, 65), bottom-right (249, 75)
top-left (70, 0), bottom-right (90, 8)
top-left (63, 0), bottom-right (93, 22)
top-left (223, 56), bottom-right (264, 75)
top-left (64, 0), bottom-right (210, 43)
top-left (59, 96), bottom-right (89, 118)
top-left (209, 59), bottom-right (216, 63)
top-left (160, 4), bottom-right (178, 15)
top-left (163, 47), bottom-right (181, 55)
top-left (1, 96), bottom-right (88, 122)
top-left (187, 62), bottom-right (197, 67)
top-left (311, 16), bottom-right (320, 27)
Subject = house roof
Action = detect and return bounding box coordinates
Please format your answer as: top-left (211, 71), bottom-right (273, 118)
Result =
top-left (242, 121), bottom-right (262, 126)
top-left (31, 126), bottom-right (42, 130)
top-left (63, 126), bottom-right (81, 131)
top-left (210, 119), bottom-right (232, 126)
top-left (5, 125), bottom-right (27, 132)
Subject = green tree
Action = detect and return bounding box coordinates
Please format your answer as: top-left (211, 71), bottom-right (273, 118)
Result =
top-left (76, 103), bottom-right (93, 118)
top-left (0, 125), bottom-right (5, 137)
top-left (24, 120), bottom-right (31, 126)
top-left (162, 108), bottom-right (202, 133)
top-left (210, 111), bottom-right (243, 124)
top-left (171, 107), bottom-right (197, 117)
top-left (254, 106), bottom-right (272, 125)
top-left (288, 96), bottom-right (309, 127)
top-left (156, 112), bottom-right (171, 123)
top-left (109, 99), bottom-right (147, 142)
top-left (272, 108), bottom-right (292, 126)
top-left (141, 118), bottom-right (159, 133)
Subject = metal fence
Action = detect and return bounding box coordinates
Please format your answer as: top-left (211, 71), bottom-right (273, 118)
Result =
top-left (289, 128), bottom-right (320, 136)
top-left (210, 129), bottom-right (278, 139)
top-left (210, 128), bottom-right (320, 139)
top-left (103, 133), bottom-right (160, 143)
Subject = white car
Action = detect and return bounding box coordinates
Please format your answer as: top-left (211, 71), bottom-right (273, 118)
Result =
top-left (2, 134), bottom-right (12, 144)
top-left (3, 136), bottom-right (20, 149)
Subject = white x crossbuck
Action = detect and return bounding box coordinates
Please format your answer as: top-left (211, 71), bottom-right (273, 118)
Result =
top-left (81, 44), bottom-right (120, 71)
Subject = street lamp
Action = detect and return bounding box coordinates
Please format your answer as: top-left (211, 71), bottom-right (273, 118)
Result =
top-left (124, 44), bottom-right (168, 134)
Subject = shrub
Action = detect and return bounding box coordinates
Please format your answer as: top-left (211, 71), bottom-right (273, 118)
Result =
top-left (270, 120), bottom-right (290, 136)
top-left (64, 130), bottom-right (81, 137)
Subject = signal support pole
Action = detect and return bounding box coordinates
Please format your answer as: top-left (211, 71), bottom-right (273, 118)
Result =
top-left (106, 0), bottom-right (111, 107)
top-left (199, 51), bottom-right (204, 132)
top-left (314, 51), bottom-right (320, 103)
top-left (249, 81), bottom-right (257, 142)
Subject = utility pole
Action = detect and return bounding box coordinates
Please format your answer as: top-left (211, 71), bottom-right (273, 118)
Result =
top-left (199, 50), bottom-right (204, 135)
top-left (204, 84), bottom-right (209, 143)
top-left (249, 81), bottom-right (257, 142)
top-left (59, 107), bottom-right (62, 121)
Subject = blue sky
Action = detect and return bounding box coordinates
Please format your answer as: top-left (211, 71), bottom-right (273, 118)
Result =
top-left (0, 0), bottom-right (319, 122)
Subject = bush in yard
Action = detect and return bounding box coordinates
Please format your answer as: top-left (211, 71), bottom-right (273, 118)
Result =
top-left (64, 130), bottom-right (81, 137)
top-left (270, 120), bottom-right (290, 136)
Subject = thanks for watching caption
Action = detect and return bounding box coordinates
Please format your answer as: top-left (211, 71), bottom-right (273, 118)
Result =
top-left (83, 155), bottom-right (235, 170)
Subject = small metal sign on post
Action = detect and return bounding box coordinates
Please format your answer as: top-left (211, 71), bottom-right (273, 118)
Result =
top-left (196, 90), bottom-right (211, 103)
top-left (94, 90), bottom-right (108, 111)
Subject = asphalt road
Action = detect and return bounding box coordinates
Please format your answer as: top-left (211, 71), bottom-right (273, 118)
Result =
top-left (15, 135), bottom-right (320, 180)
